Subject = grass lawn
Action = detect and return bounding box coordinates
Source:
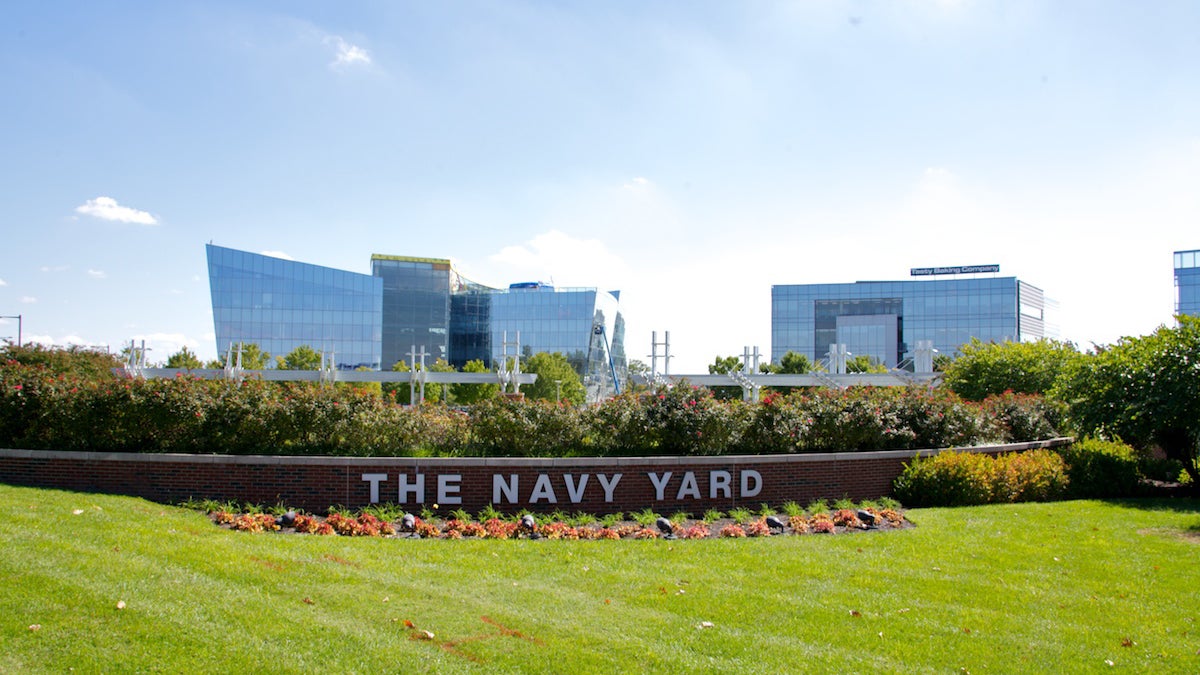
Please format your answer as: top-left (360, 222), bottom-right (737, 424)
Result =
top-left (2, 484), bottom-right (1198, 674)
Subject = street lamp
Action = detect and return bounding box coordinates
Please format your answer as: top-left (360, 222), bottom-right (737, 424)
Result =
top-left (0, 315), bottom-right (21, 347)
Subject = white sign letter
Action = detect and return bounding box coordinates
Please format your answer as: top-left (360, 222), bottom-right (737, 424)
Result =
top-left (530, 474), bottom-right (558, 504)
top-left (710, 470), bottom-right (731, 499)
top-left (493, 474), bottom-right (519, 504)
top-left (397, 473), bottom-right (425, 504)
top-left (437, 474), bottom-right (462, 505)
top-left (676, 471), bottom-right (700, 500)
top-left (597, 473), bottom-right (622, 503)
top-left (647, 472), bottom-right (673, 501)
top-left (564, 474), bottom-right (589, 504)
top-left (740, 470), bottom-right (763, 498)
top-left (362, 473), bottom-right (387, 504)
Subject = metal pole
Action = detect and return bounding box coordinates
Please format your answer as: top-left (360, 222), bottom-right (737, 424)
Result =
top-left (0, 315), bottom-right (20, 347)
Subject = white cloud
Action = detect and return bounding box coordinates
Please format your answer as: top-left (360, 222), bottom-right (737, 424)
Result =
top-left (131, 332), bottom-right (202, 364)
top-left (40, 265), bottom-right (69, 273)
top-left (260, 250), bottom-right (295, 261)
top-left (326, 36), bottom-right (371, 68)
top-left (75, 196), bottom-right (158, 225)
top-left (622, 176), bottom-right (651, 191)
top-left (0, 278), bottom-right (6, 286)
top-left (489, 230), bottom-right (632, 289)
top-left (87, 269), bottom-right (107, 279)
top-left (19, 296), bottom-right (36, 304)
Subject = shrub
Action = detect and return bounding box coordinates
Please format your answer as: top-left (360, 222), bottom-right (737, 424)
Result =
top-left (893, 451), bottom-right (996, 507)
top-left (468, 398), bottom-right (585, 456)
top-left (894, 449), bottom-right (1069, 507)
top-left (991, 449), bottom-right (1068, 502)
top-left (980, 391), bottom-right (1064, 443)
top-left (1057, 438), bottom-right (1142, 498)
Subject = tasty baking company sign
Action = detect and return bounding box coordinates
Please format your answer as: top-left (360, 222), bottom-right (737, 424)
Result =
top-left (910, 264), bottom-right (1000, 276)
top-left (360, 470), bottom-right (763, 506)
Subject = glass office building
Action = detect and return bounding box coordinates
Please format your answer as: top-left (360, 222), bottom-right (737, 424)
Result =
top-left (1174, 249), bottom-right (1200, 317)
top-left (486, 284), bottom-right (627, 395)
top-left (206, 244), bottom-right (383, 369)
top-left (206, 245), bottom-right (627, 394)
top-left (370, 255), bottom-right (457, 370)
top-left (771, 276), bottom-right (1051, 368)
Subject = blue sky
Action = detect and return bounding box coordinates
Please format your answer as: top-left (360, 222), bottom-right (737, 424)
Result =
top-left (2, 1), bottom-right (1198, 372)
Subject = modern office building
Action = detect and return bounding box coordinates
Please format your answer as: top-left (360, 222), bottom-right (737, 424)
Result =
top-left (206, 245), bottom-right (627, 394)
top-left (1174, 249), bottom-right (1200, 317)
top-left (206, 244), bottom-right (383, 369)
top-left (771, 268), bottom-right (1053, 369)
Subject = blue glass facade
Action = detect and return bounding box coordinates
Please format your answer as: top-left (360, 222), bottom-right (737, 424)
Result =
top-left (206, 246), bottom-right (626, 393)
top-left (1174, 249), bottom-right (1200, 317)
top-left (771, 277), bottom-right (1049, 368)
top-left (487, 285), bottom-right (627, 395)
top-left (206, 244), bottom-right (382, 369)
top-left (370, 255), bottom-right (455, 370)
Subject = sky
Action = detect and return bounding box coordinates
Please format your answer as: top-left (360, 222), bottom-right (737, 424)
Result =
top-left (2, 1), bottom-right (1198, 373)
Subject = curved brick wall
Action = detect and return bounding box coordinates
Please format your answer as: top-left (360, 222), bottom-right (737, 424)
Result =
top-left (0, 439), bottom-right (1071, 513)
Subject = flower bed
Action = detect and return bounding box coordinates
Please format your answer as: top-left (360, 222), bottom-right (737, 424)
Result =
top-left (202, 499), bottom-right (913, 540)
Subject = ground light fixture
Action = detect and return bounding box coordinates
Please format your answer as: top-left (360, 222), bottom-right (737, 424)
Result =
top-left (520, 514), bottom-right (540, 539)
top-left (400, 513), bottom-right (417, 537)
top-left (655, 517), bottom-right (676, 539)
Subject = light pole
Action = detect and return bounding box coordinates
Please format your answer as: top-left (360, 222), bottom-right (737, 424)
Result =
top-left (0, 315), bottom-right (21, 347)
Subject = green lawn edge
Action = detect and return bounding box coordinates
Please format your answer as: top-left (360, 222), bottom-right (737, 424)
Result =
top-left (2, 484), bottom-right (1198, 674)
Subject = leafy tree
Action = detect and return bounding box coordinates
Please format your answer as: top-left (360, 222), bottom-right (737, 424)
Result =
top-left (210, 343), bottom-right (271, 370)
top-left (846, 354), bottom-right (887, 374)
top-left (165, 347), bottom-right (204, 369)
top-left (425, 358), bottom-right (456, 403)
top-left (451, 359), bottom-right (499, 405)
top-left (1052, 317), bottom-right (1200, 486)
top-left (942, 338), bottom-right (1081, 401)
top-left (762, 351), bottom-right (812, 374)
top-left (520, 352), bottom-right (585, 405)
top-left (707, 355), bottom-right (746, 400)
top-left (707, 355), bottom-right (743, 375)
top-left (625, 358), bottom-right (650, 391)
top-left (385, 358), bottom-right (454, 404)
top-left (276, 345), bottom-right (322, 370)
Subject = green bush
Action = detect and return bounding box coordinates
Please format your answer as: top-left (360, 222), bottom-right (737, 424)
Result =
top-left (1056, 438), bottom-right (1142, 498)
top-left (894, 449), bottom-right (1068, 507)
top-left (469, 397), bottom-right (586, 456)
top-left (0, 347), bottom-right (1067, 458)
top-left (980, 391), bottom-right (1065, 443)
top-left (893, 450), bottom-right (995, 507)
top-left (991, 449), bottom-right (1068, 502)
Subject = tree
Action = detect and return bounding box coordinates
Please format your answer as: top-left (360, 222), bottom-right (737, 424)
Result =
top-left (165, 346), bottom-right (204, 369)
top-left (707, 355), bottom-right (745, 400)
top-left (625, 358), bottom-right (650, 392)
top-left (209, 343), bottom-right (271, 370)
top-left (942, 338), bottom-right (1081, 401)
top-left (845, 354), bottom-right (887, 374)
top-left (276, 345), bottom-right (322, 370)
top-left (762, 351), bottom-right (812, 374)
top-left (385, 358), bottom-right (454, 404)
top-left (1052, 317), bottom-right (1200, 486)
top-left (520, 352), bottom-right (585, 405)
top-left (452, 359), bottom-right (499, 405)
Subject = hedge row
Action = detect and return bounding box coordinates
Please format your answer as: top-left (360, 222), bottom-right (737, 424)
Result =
top-left (892, 438), bottom-right (1145, 507)
top-left (0, 360), bottom-right (1063, 457)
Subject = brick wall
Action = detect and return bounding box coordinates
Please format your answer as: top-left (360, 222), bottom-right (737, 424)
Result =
top-left (0, 439), bottom-right (1071, 513)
